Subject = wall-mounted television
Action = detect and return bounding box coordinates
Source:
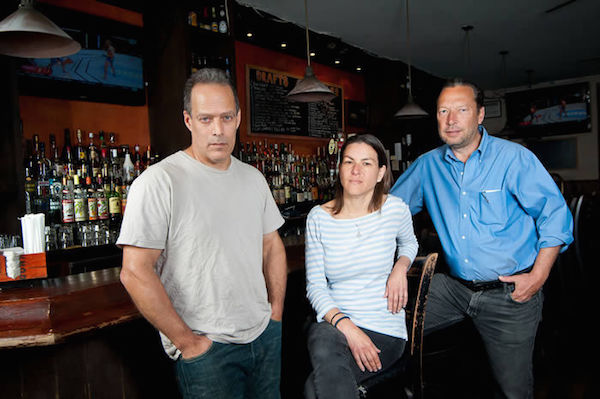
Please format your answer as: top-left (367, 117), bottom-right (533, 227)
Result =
top-left (504, 82), bottom-right (591, 137)
top-left (16, 4), bottom-right (145, 106)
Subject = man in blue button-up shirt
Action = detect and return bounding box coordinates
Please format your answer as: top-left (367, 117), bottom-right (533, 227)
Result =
top-left (391, 79), bottom-right (573, 399)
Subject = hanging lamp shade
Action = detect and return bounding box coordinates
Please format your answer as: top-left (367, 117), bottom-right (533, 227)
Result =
top-left (394, 0), bottom-right (428, 119)
top-left (394, 93), bottom-right (428, 118)
top-left (287, 65), bottom-right (336, 103)
top-left (286, 0), bottom-right (335, 103)
top-left (0, 0), bottom-right (81, 58)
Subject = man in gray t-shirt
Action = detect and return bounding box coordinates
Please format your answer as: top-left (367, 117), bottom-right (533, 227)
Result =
top-left (118, 68), bottom-right (287, 399)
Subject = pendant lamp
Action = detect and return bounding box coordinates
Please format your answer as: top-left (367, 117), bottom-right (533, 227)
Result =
top-left (0, 0), bottom-right (81, 58)
top-left (286, 0), bottom-right (336, 103)
top-left (394, 0), bottom-right (428, 118)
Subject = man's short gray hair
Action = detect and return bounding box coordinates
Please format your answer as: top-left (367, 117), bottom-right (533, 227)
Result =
top-left (183, 68), bottom-right (239, 114)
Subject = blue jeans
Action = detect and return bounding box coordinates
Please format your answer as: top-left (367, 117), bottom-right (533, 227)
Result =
top-left (304, 321), bottom-right (406, 399)
top-left (424, 273), bottom-right (544, 399)
top-left (175, 319), bottom-right (282, 399)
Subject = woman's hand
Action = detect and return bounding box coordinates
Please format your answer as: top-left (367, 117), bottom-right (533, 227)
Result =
top-left (384, 257), bottom-right (410, 313)
top-left (336, 318), bottom-right (382, 372)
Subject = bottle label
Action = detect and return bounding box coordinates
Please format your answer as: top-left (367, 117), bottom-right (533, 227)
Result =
top-left (62, 199), bottom-right (74, 223)
top-left (109, 197), bottom-right (121, 214)
top-left (88, 198), bottom-right (98, 220)
top-left (98, 198), bottom-right (109, 220)
top-left (74, 198), bottom-right (87, 222)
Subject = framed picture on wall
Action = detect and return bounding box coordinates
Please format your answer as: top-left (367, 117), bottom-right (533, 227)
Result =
top-left (484, 99), bottom-right (502, 118)
top-left (345, 100), bottom-right (368, 128)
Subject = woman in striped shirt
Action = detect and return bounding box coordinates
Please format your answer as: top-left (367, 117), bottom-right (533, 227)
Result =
top-left (304, 134), bottom-right (418, 399)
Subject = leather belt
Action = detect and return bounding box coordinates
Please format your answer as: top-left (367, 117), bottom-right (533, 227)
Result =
top-left (451, 267), bottom-right (533, 292)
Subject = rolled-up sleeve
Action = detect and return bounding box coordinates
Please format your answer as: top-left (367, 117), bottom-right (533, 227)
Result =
top-left (510, 148), bottom-right (574, 252)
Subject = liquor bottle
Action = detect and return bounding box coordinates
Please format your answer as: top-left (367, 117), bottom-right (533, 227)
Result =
top-left (24, 165), bottom-right (36, 214)
top-left (75, 129), bottom-right (87, 168)
top-left (108, 179), bottom-right (122, 228)
top-left (108, 132), bottom-right (118, 159)
top-left (122, 152), bottom-right (134, 184)
top-left (88, 132), bottom-right (100, 178)
top-left (110, 148), bottom-right (122, 184)
top-left (218, 4), bottom-right (228, 34)
top-left (73, 174), bottom-right (88, 224)
top-left (98, 131), bottom-right (108, 152)
top-left (86, 175), bottom-right (98, 222)
top-left (96, 175), bottom-right (109, 222)
top-left (48, 176), bottom-right (62, 225)
top-left (50, 134), bottom-right (64, 178)
top-left (35, 142), bottom-right (51, 215)
top-left (61, 128), bottom-right (72, 164)
top-left (133, 144), bottom-right (142, 176)
top-left (61, 176), bottom-right (75, 224)
top-left (121, 184), bottom-right (129, 215)
top-left (142, 145), bottom-right (153, 169)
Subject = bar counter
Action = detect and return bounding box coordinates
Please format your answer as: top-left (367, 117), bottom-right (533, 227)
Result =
top-left (0, 267), bottom-right (139, 348)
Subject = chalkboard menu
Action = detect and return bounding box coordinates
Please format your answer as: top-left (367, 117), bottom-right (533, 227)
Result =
top-left (247, 65), bottom-right (344, 138)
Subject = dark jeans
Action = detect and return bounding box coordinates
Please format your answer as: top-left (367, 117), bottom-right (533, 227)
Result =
top-left (424, 273), bottom-right (544, 399)
top-left (175, 319), bottom-right (282, 399)
top-left (304, 321), bottom-right (406, 399)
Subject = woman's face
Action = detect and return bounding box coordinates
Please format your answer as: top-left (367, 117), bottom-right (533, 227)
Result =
top-left (339, 142), bottom-right (386, 198)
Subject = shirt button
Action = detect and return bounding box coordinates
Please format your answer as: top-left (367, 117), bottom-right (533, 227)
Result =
top-left (462, 191), bottom-right (466, 195)
top-left (461, 235), bottom-right (466, 239)
top-left (464, 259), bottom-right (469, 263)
top-left (463, 213), bottom-right (467, 218)
top-left (460, 172), bottom-right (464, 175)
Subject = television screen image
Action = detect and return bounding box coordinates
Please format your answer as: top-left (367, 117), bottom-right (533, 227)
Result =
top-left (16, 5), bottom-right (145, 105)
top-left (18, 42), bottom-right (143, 91)
top-left (504, 82), bottom-right (591, 137)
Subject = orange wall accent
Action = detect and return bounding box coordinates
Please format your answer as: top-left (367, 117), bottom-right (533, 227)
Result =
top-left (37, 0), bottom-right (143, 27)
top-left (235, 41), bottom-right (366, 155)
top-left (20, 0), bottom-right (149, 153)
top-left (19, 96), bottom-right (150, 152)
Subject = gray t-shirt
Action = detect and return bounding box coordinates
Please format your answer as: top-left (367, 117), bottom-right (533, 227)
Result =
top-left (117, 151), bottom-right (284, 359)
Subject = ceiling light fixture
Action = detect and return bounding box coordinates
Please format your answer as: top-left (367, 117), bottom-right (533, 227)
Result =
top-left (309, 51), bottom-right (315, 57)
top-left (286, 0), bottom-right (335, 103)
top-left (334, 59), bottom-right (340, 64)
top-left (246, 32), bottom-right (253, 38)
top-left (0, 0), bottom-right (81, 58)
top-left (280, 42), bottom-right (287, 48)
top-left (394, 0), bottom-right (428, 119)
top-left (356, 66), bottom-right (362, 71)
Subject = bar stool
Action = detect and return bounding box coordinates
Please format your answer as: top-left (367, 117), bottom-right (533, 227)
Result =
top-left (358, 252), bottom-right (438, 399)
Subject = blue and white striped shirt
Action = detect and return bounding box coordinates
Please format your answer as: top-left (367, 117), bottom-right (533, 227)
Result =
top-left (305, 195), bottom-right (418, 339)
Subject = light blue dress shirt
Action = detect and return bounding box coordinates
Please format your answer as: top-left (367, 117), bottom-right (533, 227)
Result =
top-left (390, 127), bottom-right (574, 281)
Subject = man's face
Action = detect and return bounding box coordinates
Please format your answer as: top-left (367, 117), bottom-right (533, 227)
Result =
top-left (183, 83), bottom-right (240, 170)
top-left (436, 85), bottom-right (485, 152)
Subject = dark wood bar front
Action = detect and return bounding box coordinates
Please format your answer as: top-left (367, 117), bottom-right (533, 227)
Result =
top-left (0, 267), bottom-right (138, 348)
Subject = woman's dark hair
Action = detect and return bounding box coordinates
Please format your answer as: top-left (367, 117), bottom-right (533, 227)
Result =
top-left (330, 134), bottom-right (392, 215)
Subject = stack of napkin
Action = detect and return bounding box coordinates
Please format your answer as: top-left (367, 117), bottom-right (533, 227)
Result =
top-left (2, 247), bottom-right (24, 279)
top-left (20, 213), bottom-right (45, 254)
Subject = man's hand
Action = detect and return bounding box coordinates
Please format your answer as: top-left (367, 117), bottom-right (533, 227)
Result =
top-left (499, 245), bottom-right (561, 302)
top-left (498, 272), bottom-right (544, 303)
top-left (337, 319), bottom-right (381, 373)
top-left (179, 334), bottom-right (214, 360)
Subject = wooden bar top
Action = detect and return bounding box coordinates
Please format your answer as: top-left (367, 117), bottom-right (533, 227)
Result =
top-left (0, 267), bottom-right (139, 348)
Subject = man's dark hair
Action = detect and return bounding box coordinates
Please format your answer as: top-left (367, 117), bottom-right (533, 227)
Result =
top-left (183, 68), bottom-right (239, 114)
top-left (441, 78), bottom-right (484, 109)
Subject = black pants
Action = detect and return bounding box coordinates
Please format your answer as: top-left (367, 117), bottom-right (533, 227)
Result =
top-left (304, 322), bottom-right (405, 399)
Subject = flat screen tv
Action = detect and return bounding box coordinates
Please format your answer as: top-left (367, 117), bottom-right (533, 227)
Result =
top-left (16, 4), bottom-right (145, 106)
top-left (504, 82), bottom-right (591, 137)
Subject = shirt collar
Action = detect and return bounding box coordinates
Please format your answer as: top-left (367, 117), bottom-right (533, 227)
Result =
top-left (443, 125), bottom-right (490, 163)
